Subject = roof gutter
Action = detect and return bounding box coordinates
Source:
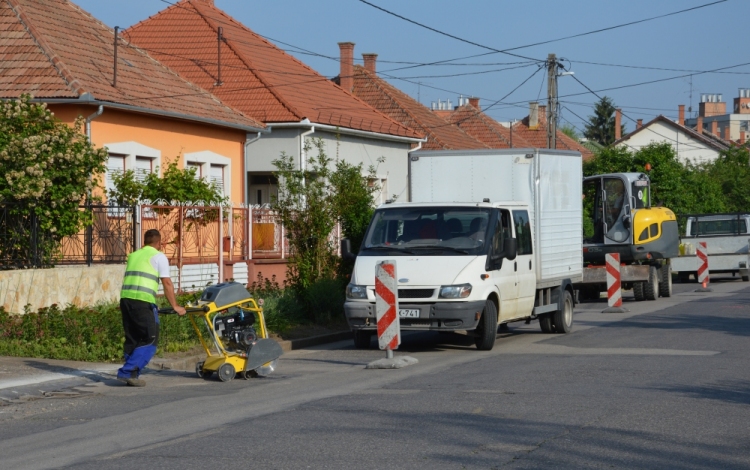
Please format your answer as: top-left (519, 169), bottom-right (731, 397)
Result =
top-left (30, 96), bottom-right (268, 134)
top-left (268, 120), bottom-right (424, 144)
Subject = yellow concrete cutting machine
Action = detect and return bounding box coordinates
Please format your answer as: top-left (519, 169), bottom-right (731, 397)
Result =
top-left (161, 282), bottom-right (283, 382)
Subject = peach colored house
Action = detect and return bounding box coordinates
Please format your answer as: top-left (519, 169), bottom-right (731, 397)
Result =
top-left (0, 0), bottom-right (268, 287)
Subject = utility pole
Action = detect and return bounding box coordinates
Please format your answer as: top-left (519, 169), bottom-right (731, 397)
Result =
top-left (547, 53), bottom-right (558, 150)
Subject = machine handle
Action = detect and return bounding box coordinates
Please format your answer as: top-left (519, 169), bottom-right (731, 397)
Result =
top-left (158, 308), bottom-right (178, 315)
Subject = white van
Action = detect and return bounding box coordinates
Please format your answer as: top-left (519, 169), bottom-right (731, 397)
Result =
top-left (343, 149), bottom-right (583, 350)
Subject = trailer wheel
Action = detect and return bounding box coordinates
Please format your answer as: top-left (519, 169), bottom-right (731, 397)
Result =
top-left (218, 363), bottom-right (236, 382)
top-left (551, 290), bottom-right (573, 334)
top-left (474, 298), bottom-right (498, 351)
top-left (539, 314), bottom-right (553, 333)
top-left (633, 282), bottom-right (646, 301)
top-left (353, 330), bottom-right (373, 349)
top-left (659, 264), bottom-right (673, 298)
top-left (644, 266), bottom-right (659, 301)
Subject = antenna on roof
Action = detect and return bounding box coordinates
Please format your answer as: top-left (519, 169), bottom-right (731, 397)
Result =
top-left (113, 26), bottom-right (119, 88)
top-left (216, 27), bottom-right (224, 86)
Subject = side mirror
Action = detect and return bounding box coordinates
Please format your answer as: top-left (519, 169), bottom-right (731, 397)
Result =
top-left (341, 238), bottom-right (357, 261)
top-left (504, 237), bottom-right (517, 261)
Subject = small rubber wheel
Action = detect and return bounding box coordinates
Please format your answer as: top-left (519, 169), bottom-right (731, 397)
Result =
top-left (353, 330), bottom-right (373, 349)
top-left (474, 298), bottom-right (498, 351)
top-left (196, 361), bottom-right (205, 378)
top-left (633, 281), bottom-right (645, 301)
top-left (217, 363), bottom-right (236, 382)
top-left (659, 264), bottom-right (673, 298)
top-left (743, 275), bottom-right (749, 282)
top-left (539, 314), bottom-right (553, 333)
top-left (644, 266), bottom-right (659, 301)
top-left (551, 290), bottom-right (573, 334)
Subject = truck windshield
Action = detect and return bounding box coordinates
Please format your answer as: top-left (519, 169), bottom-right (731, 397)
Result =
top-left (361, 207), bottom-right (492, 256)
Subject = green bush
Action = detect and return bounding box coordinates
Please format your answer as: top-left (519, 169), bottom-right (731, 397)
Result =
top-left (303, 277), bottom-right (346, 324)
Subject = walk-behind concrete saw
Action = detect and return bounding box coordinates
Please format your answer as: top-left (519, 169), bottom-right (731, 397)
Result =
top-left (161, 282), bottom-right (283, 382)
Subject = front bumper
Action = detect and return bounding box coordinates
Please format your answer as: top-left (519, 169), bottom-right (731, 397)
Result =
top-left (344, 300), bottom-right (486, 331)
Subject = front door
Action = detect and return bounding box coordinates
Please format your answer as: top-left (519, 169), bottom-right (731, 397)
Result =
top-left (512, 209), bottom-right (536, 317)
top-left (487, 209), bottom-right (518, 322)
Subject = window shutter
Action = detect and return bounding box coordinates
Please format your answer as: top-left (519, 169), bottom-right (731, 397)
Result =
top-left (106, 155), bottom-right (125, 195)
top-left (135, 157), bottom-right (152, 183)
top-left (209, 164), bottom-right (224, 196)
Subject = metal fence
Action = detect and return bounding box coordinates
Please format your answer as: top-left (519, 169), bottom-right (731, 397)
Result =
top-left (0, 203), bottom-right (136, 269)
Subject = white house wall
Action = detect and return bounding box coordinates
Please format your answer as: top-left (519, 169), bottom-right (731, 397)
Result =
top-left (245, 127), bottom-right (412, 202)
top-left (621, 121), bottom-right (719, 164)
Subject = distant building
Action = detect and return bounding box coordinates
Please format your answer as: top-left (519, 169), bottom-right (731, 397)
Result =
top-left (685, 91), bottom-right (750, 143)
top-left (510, 103), bottom-right (594, 160)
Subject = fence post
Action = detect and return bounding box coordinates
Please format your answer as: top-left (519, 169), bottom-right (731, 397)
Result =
top-left (30, 210), bottom-right (39, 268)
top-left (133, 205), bottom-right (141, 251)
top-left (247, 206), bottom-right (253, 261)
top-left (218, 205), bottom-right (224, 283)
top-left (86, 201), bottom-right (93, 267)
top-left (280, 221), bottom-right (285, 260)
top-left (178, 206), bottom-right (183, 292)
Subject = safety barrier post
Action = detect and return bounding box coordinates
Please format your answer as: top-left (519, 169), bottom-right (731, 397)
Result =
top-left (695, 241), bottom-right (712, 292)
top-left (366, 260), bottom-right (417, 369)
top-left (603, 253), bottom-right (628, 313)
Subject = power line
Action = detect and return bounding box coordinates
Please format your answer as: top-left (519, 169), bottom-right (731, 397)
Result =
top-left (567, 59), bottom-right (750, 75)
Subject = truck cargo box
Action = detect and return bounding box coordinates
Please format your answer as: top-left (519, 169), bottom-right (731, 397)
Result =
top-left (408, 149), bottom-right (583, 284)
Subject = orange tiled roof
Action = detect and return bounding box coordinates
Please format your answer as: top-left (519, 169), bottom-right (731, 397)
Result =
top-left (512, 116), bottom-right (594, 160)
top-left (0, 0), bottom-right (264, 131)
top-left (124, 0), bottom-right (418, 139)
top-left (448, 104), bottom-right (532, 149)
top-left (351, 65), bottom-right (486, 150)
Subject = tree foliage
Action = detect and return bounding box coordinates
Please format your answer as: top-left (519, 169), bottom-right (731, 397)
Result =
top-left (272, 137), bottom-right (378, 321)
top-left (0, 95), bottom-right (108, 265)
top-left (583, 96), bottom-right (626, 146)
top-left (107, 158), bottom-right (226, 206)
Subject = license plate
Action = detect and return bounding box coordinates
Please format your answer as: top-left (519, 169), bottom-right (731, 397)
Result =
top-left (399, 309), bottom-right (420, 318)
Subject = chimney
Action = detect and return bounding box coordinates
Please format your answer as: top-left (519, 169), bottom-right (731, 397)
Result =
top-left (699, 93), bottom-right (726, 117)
top-left (741, 131), bottom-right (746, 145)
top-left (615, 109), bottom-right (622, 140)
top-left (538, 104), bottom-right (547, 123)
top-left (362, 53), bottom-right (377, 74)
top-left (468, 97), bottom-right (480, 110)
top-left (696, 116), bottom-right (703, 134)
top-left (724, 126), bottom-right (731, 141)
top-left (338, 42), bottom-right (355, 92)
top-left (529, 102), bottom-right (539, 130)
top-left (735, 88), bottom-right (750, 115)
top-left (193, 0), bottom-right (214, 4)
top-left (711, 120), bottom-right (718, 137)
top-left (678, 105), bottom-right (685, 126)
top-left (636, 119), bottom-right (643, 129)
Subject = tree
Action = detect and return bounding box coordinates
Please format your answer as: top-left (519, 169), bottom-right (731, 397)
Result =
top-left (707, 145), bottom-right (750, 213)
top-left (583, 96), bottom-right (626, 146)
top-left (0, 94), bottom-right (109, 265)
top-left (560, 123), bottom-right (580, 141)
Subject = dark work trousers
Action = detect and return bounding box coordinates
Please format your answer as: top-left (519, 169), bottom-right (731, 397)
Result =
top-left (117, 298), bottom-right (160, 380)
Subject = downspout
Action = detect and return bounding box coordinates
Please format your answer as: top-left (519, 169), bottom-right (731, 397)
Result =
top-left (84, 105), bottom-right (103, 267)
top-left (300, 126), bottom-right (315, 171)
top-left (85, 105), bottom-right (104, 142)
top-left (406, 140), bottom-right (424, 202)
top-left (243, 131), bottom-right (262, 204)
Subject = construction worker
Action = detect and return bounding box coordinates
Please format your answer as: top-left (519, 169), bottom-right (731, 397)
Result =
top-left (117, 229), bottom-right (186, 386)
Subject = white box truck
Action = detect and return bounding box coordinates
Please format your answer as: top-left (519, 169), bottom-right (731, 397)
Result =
top-left (342, 149), bottom-right (583, 350)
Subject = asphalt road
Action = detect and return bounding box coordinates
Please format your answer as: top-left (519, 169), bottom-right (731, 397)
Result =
top-left (1, 276), bottom-right (750, 469)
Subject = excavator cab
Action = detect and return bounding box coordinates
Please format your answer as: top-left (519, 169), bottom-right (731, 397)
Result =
top-left (583, 172), bottom-right (678, 264)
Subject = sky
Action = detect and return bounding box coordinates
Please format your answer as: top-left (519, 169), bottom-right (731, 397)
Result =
top-left (74, 0), bottom-right (749, 135)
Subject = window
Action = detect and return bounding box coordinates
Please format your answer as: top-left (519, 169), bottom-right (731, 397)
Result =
top-left (368, 177), bottom-right (388, 205)
top-left (187, 162), bottom-right (202, 178)
top-left (135, 157), bottom-right (153, 183)
top-left (184, 151), bottom-right (231, 200)
top-left (209, 164), bottom-right (225, 197)
top-left (512, 210), bottom-right (533, 255)
top-left (105, 155), bottom-right (125, 199)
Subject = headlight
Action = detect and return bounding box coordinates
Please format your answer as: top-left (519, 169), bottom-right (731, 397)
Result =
top-left (346, 284), bottom-right (368, 300)
top-left (439, 283), bottom-right (472, 299)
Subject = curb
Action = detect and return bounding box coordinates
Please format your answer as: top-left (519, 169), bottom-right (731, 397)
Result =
top-left (149, 330), bottom-right (353, 372)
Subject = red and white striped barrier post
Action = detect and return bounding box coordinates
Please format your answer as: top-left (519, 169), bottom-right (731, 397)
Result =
top-left (375, 260), bottom-right (400, 357)
top-left (696, 241), bottom-right (712, 292)
top-left (603, 253), bottom-right (627, 313)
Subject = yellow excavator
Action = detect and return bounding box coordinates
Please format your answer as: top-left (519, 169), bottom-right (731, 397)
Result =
top-left (579, 172), bottom-right (679, 301)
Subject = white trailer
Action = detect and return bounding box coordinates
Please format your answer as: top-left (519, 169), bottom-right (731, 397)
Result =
top-left (342, 149), bottom-right (583, 350)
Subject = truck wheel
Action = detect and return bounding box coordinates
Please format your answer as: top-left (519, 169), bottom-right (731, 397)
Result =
top-left (743, 275), bottom-right (750, 282)
top-left (644, 266), bottom-right (659, 301)
top-left (633, 282), bottom-right (646, 301)
top-left (539, 314), bottom-right (553, 333)
top-left (551, 290), bottom-right (573, 334)
top-left (353, 330), bottom-right (373, 349)
top-left (659, 264), bottom-right (673, 298)
top-left (474, 298), bottom-right (498, 351)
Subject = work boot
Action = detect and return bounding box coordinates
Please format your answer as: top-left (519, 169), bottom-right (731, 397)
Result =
top-left (126, 378), bottom-right (146, 387)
